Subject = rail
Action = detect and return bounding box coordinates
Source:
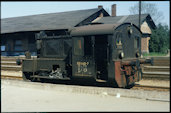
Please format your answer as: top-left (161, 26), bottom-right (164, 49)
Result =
top-left (1, 75), bottom-right (23, 80)
top-left (1, 74), bottom-right (169, 92)
top-left (132, 84), bottom-right (170, 91)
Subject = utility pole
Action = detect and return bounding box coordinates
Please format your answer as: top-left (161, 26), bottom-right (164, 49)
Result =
top-left (139, 1), bottom-right (142, 56)
top-left (139, 1), bottom-right (141, 29)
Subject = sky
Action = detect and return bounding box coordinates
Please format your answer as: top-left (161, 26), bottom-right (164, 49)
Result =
top-left (1, 1), bottom-right (170, 27)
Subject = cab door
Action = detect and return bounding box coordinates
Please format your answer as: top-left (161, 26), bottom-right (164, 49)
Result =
top-left (72, 36), bottom-right (95, 78)
top-left (94, 35), bottom-right (108, 81)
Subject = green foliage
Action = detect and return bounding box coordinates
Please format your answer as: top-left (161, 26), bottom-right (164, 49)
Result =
top-left (149, 23), bottom-right (170, 54)
top-left (143, 52), bottom-right (167, 57)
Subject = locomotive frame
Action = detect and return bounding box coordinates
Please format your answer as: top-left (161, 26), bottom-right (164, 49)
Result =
top-left (21, 23), bottom-right (153, 88)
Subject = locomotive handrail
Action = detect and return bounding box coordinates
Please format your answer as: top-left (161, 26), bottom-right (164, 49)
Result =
top-left (36, 35), bottom-right (71, 39)
top-left (35, 31), bottom-right (71, 40)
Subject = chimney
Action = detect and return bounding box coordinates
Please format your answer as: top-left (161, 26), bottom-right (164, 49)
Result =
top-left (98, 5), bottom-right (103, 9)
top-left (112, 4), bottom-right (116, 16)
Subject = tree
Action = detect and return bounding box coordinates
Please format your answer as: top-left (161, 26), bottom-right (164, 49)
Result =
top-left (149, 24), bottom-right (170, 54)
top-left (129, 2), bottom-right (164, 24)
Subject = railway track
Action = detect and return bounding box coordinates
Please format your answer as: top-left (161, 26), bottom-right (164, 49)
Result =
top-left (1, 56), bottom-right (169, 80)
top-left (1, 75), bottom-right (169, 92)
top-left (1, 75), bottom-right (23, 80)
top-left (133, 84), bottom-right (170, 91)
top-left (1, 56), bottom-right (170, 92)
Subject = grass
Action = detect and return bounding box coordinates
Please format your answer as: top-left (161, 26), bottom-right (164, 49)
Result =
top-left (143, 52), bottom-right (167, 57)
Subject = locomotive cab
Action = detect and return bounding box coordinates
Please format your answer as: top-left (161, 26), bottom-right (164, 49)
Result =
top-left (71, 34), bottom-right (109, 81)
top-left (71, 23), bottom-right (153, 87)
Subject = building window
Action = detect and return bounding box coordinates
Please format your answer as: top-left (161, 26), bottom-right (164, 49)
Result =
top-left (28, 38), bottom-right (36, 52)
top-left (1, 39), bottom-right (6, 51)
top-left (1, 45), bottom-right (5, 51)
top-left (14, 39), bottom-right (23, 51)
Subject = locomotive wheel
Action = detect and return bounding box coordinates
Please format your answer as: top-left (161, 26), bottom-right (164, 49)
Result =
top-left (22, 72), bottom-right (31, 81)
top-left (23, 72), bottom-right (38, 82)
top-left (30, 77), bottom-right (37, 82)
top-left (40, 78), bottom-right (46, 83)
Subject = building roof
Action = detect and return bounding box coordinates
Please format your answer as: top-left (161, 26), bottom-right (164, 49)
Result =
top-left (92, 14), bottom-right (156, 29)
top-left (1, 8), bottom-right (108, 34)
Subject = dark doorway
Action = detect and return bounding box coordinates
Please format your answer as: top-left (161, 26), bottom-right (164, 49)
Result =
top-left (94, 35), bottom-right (108, 80)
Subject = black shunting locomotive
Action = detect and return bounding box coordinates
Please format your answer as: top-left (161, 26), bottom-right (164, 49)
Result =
top-left (21, 23), bottom-right (153, 88)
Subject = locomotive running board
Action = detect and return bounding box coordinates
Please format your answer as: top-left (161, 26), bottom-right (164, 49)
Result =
top-left (30, 75), bottom-right (71, 80)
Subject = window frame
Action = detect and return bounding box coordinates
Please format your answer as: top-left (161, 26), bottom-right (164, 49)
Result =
top-left (14, 39), bottom-right (23, 52)
top-left (73, 37), bottom-right (84, 56)
top-left (42, 38), bottom-right (64, 57)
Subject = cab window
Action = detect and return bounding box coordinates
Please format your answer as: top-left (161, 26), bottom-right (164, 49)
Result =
top-left (116, 32), bottom-right (122, 48)
top-left (134, 36), bottom-right (139, 49)
top-left (74, 37), bottom-right (84, 56)
top-left (45, 39), bottom-right (63, 56)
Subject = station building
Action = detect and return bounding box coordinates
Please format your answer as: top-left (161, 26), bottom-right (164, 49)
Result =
top-left (1, 4), bottom-right (156, 56)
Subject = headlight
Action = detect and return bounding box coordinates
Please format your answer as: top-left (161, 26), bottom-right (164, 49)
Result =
top-left (127, 26), bottom-right (133, 35)
top-left (119, 52), bottom-right (124, 59)
top-left (136, 52), bottom-right (140, 57)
